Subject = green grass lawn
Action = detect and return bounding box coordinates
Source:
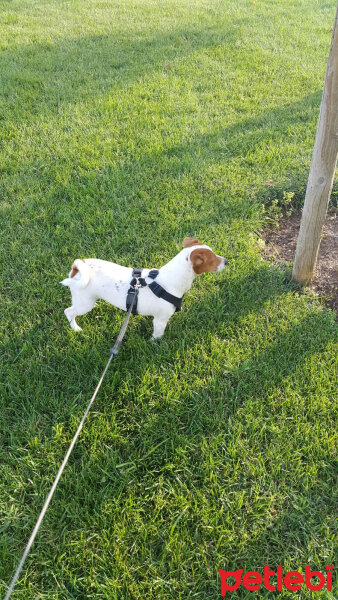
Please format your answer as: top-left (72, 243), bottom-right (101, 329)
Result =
top-left (0, 0), bottom-right (337, 598)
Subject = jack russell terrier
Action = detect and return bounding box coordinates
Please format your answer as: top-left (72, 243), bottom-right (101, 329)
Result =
top-left (61, 238), bottom-right (227, 339)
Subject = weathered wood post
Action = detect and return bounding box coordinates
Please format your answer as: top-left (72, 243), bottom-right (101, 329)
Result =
top-left (292, 7), bottom-right (338, 284)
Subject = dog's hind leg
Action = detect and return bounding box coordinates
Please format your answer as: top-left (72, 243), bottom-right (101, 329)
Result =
top-left (64, 295), bottom-right (97, 332)
top-left (64, 307), bottom-right (83, 332)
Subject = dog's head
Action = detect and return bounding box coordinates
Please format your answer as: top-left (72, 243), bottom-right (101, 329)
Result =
top-left (183, 237), bottom-right (228, 274)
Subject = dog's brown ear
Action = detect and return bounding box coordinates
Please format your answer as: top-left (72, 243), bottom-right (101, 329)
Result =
top-left (190, 250), bottom-right (205, 274)
top-left (190, 248), bottom-right (222, 274)
top-left (183, 237), bottom-right (201, 248)
top-left (191, 252), bottom-right (204, 265)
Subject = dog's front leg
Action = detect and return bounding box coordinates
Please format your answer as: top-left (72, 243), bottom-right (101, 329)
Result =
top-left (152, 316), bottom-right (170, 339)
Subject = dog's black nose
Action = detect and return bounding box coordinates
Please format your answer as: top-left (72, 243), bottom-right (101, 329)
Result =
top-left (224, 258), bottom-right (228, 265)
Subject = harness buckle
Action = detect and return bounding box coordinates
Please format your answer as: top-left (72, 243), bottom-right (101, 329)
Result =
top-left (126, 268), bottom-right (144, 314)
top-left (130, 268), bottom-right (143, 289)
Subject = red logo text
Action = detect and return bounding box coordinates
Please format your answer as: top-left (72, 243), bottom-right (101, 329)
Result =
top-left (218, 564), bottom-right (333, 596)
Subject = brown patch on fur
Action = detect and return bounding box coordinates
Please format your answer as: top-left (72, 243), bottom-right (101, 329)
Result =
top-left (70, 266), bottom-right (79, 278)
top-left (70, 259), bottom-right (85, 278)
top-left (190, 248), bottom-right (222, 274)
top-left (183, 237), bottom-right (202, 248)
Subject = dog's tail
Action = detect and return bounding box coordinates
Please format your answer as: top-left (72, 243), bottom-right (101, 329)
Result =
top-left (60, 259), bottom-right (91, 289)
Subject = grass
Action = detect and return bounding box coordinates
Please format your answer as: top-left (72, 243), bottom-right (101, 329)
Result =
top-left (0, 0), bottom-right (337, 598)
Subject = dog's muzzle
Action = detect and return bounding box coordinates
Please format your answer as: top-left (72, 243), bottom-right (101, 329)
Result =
top-left (217, 256), bottom-right (228, 272)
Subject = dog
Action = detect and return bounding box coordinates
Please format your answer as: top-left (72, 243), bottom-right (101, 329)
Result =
top-left (61, 238), bottom-right (227, 339)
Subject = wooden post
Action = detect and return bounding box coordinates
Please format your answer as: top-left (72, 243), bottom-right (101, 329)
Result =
top-left (292, 7), bottom-right (338, 284)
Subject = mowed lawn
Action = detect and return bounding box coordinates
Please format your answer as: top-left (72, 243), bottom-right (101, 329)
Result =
top-left (0, 0), bottom-right (337, 598)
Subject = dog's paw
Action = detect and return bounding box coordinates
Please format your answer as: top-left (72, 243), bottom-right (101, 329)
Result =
top-left (72, 323), bottom-right (83, 332)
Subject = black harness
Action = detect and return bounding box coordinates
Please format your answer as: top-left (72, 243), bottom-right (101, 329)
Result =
top-left (126, 268), bottom-right (183, 315)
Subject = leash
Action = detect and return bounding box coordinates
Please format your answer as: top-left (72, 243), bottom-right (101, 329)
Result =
top-left (2, 288), bottom-right (138, 600)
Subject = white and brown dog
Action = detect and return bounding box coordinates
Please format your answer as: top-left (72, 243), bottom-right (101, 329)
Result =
top-left (61, 238), bottom-right (227, 339)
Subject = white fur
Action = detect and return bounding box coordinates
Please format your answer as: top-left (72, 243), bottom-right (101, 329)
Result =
top-left (61, 245), bottom-right (226, 338)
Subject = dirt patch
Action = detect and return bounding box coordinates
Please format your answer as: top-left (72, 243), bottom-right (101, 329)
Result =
top-left (261, 209), bottom-right (338, 312)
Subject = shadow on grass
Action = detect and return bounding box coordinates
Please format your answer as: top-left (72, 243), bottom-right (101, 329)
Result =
top-left (100, 310), bottom-right (336, 579)
top-left (41, 89), bottom-right (322, 223)
top-left (0, 260), bottom-right (301, 448)
top-left (1, 11), bottom-right (336, 597)
top-left (0, 23), bottom-right (242, 123)
top-left (0, 18), bottom-right (322, 231)
top-left (1, 259), bottom-right (330, 418)
top-left (1, 262), bottom-right (336, 593)
top-left (110, 304), bottom-right (335, 450)
top-left (0, 89), bottom-right (322, 271)
top-left (0, 22), bottom-right (323, 273)
top-left (44, 306), bottom-right (335, 597)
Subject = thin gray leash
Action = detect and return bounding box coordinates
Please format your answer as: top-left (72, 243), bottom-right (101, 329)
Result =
top-left (3, 292), bottom-right (137, 600)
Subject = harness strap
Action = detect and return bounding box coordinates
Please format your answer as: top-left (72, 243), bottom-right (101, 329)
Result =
top-left (148, 281), bottom-right (182, 312)
top-left (126, 269), bottom-right (182, 314)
